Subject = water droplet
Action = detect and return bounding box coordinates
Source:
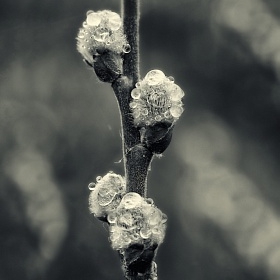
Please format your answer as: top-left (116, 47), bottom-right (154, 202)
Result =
top-left (131, 232), bottom-right (139, 241)
top-left (86, 10), bottom-right (95, 16)
top-left (164, 111), bottom-right (171, 118)
top-left (107, 12), bottom-right (122, 31)
top-left (133, 110), bottom-right (141, 118)
top-left (142, 108), bottom-right (149, 116)
top-left (121, 192), bottom-right (143, 209)
top-left (170, 84), bottom-right (184, 101)
top-left (170, 105), bottom-right (183, 118)
top-left (96, 176), bottom-right (102, 182)
top-left (149, 209), bottom-right (162, 226)
top-left (86, 12), bottom-right (102, 27)
top-left (93, 27), bottom-right (109, 42)
top-left (129, 101), bottom-right (138, 109)
top-left (161, 213), bottom-right (168, 223)
top-left (88, 182), bottom-right (96, 190)
top-left (107, 212), bottom-right (118, 224)
top-left (146, 198), bottom-right (154, 205)
top-left (152, 227), bottom-right (161, 235)
top-left (110, 226), bottom-right (122, 241)
top-left (77, 30), bottom-right (85, 39)
top-left (168, 76), bottom-right (175, 83)
top-left (151, 261), bottom-right (158, 279)
top-left (123, 44), bottom-right (131, 53)
top-left (145, 70), bottom-right (165, 86)
top-left (131, 88), bottom-right (141, 99)
top-left (155, 115), bottom-right (162, 121)
top-left (140, 227), bottom-right (152, 239)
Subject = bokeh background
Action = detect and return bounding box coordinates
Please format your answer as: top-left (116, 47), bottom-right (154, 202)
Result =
top-left (1, 0), bottom-right (280, 279)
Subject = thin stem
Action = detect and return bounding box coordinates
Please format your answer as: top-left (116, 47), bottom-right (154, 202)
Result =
top-left (112, 0), bottom-right (153, 197)
top-left (121, 0), bottom-right (140, 81)
top-left (112, 2), bottom-right (157, 279)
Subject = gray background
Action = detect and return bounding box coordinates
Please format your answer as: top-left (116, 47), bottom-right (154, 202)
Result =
top-left (1, 0), bottom-right (280, 279)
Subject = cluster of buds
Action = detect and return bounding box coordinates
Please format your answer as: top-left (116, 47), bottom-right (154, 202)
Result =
top-left (88, 173), bottom-right (167, 251)
top-left (130, 70), bottom-right (184, 127)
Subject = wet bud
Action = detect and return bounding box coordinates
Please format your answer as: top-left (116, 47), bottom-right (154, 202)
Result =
top-left (88, 172), bottom-right (126, 220)
top-left (108, 192), bottom-right (167, 250)
top-left (130, 70), bottom-right (184, 153)
top-left (130, 70), bottom-right (184, 127)
top-left (77, 10), bottom-right (129, 62)
top-left (77, 10), bottom-right (130, 82)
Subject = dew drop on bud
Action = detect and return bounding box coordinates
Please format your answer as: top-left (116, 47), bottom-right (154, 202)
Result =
top-left (152, 227), bottom-right (161, 235)
top-left (145, 70), bottom-right (165, 86)
top-left (107, 12), bottom-right (122, 31)
top-left (142, 108), bottom-right (149, 116)
top-left (170, 105), bottom-right (183, 118)
top-left (86, 12), bottom-right (102, 27)
top-left (121, 192), bottom-right (143, 209)
top-left (146, 198), bottom-right (154, 205)
top-left (170, 84), bottom-right (184, 101)
top-left (107, 212), bottom-right (118, 224)
top-left (168, 76), bottom-right (175, 83)
top-left (133, 110), bottom-right (141, 118)
top-left (96, 176), bottom-right (102, 182)
top-left (93, 27), bottom-right (109, 42)
top-left (161, 213), bottom-right (168, 223)
top-left (129, 102), bottom-right (138, 109)
top-left (155, 115), bottom-right (162, 121)
top-left (149, 209), bottom-right (162, 226)
top-left (86, 10), bottom-right (94, 16)
top-left (131, 88), bottom-right (141, 99)
top-left (140, 227), bottom-right (152, 239)
top-left (164, 111), bottom-right (171, 118)
top-left (131, 232), bottom-right (139, 241)
top-left (77, 30), bottom-right (85, 39)
top-left (88, 182), bottom-right (96, 190)
top-left (123, 44), bottom-right (131, 53)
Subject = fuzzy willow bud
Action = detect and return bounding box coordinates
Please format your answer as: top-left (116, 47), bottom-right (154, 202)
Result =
top-left (108, 192), bottom-right (167, 250)
top-left (88, 172), bottom-right (126, 221)
top-left (76, 10), bottom-right (131, 82)
top-left (130, 70), bottom-right (184, 154)
top-left (130, 70), bottom-right (184, 127)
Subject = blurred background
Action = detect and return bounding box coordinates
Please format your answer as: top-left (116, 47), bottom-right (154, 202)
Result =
top-left (1, 0), bottom-right (280, 279)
